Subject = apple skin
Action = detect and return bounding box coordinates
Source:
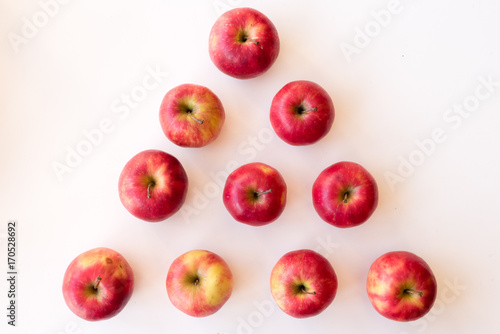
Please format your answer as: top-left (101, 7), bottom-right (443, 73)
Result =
top-left (209, 7), bottom-right (280, 79)
top-left (223, 162), bottom-right (287, 226)
top-left (62, 247), bottom-right (134, 321)
top-left (366, 251), bottom-right (437, 322)
top-left (312, 161), bottom-right (378, 228)
top-left (166, 250), bottom-right (233, 317)
top-left (159, 84), bottom-right (225, 148)
top-left (270, 249), bottom-right (338, 318)
top-left (118, 149), bottom-right (188, 222)
top-left (270, 80), bottom-right (335, 146)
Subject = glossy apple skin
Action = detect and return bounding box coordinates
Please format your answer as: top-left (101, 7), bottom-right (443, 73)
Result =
top-left (118, 150), bottom-right (188, 222)
top-left (270, 249), bottom-right (337, 318)
top-left (62, 247), bottom-right (134, 321)
top-left (209, 7), bottom-right (280, 79)
top-left (366, 251), bottom-right (437, 322)
top-left (223, 162), bottom-right (287, 226)
top-left (166, 250), bottom-right (233, 317)
top-left (270, 80), bottom-right (334, 146)
top-left (159, 84), bottom-right (225, 148)
top-left (312, 161), bottom-right (378, 228)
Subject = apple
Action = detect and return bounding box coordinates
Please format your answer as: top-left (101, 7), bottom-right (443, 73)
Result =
top-left (366, 251), bottom-right (437, 322)
top-left (270, 249), bottom-right (338, 318)
top-left (159, 83), bottom-right (225, 147)
top-left (270, 80), bottom-right (335, 146)
top-left (166, 249), bottom-right (233, 317)
top-left (312, 161), bottom-right (378, 228)
top-left (209, 7), bottom-right (280, 79)
top-left (62, 247), bottom-right (134, 321)
top-left (118, 149), bottom-right (188, 222)
top-left (222, 162), bottom-right (287, 226)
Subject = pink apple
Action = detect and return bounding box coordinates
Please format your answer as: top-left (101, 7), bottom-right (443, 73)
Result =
top-left (312, 161), bottom-right (378, 228)
top-left (366, 251), bottom-right (437, 321)
top-left (270, 249), bottom-right (338, 318)
top-left (223, 162), bottom-right (287, 226)
top-left (270, 80), bottom-right (335, 145)
top-left (166, 250), bottom-right (233, 317)
top-left (159, 84), bottom-right (225, 147)
top-left (209, 7), bottom-right (280, 79)
top-left (118, 149), bottom-right (188, 222)
top-left (62, 247), bottom-right (134, 321)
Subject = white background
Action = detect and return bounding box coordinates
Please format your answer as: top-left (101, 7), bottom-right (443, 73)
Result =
top-left (1, 0), bottom-right (499, 333)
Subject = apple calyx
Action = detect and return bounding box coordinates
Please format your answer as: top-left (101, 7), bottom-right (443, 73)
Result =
top-left (403, 288), bottom-right (423, 297)
top-left (94, 275), bottom-right (102, 290)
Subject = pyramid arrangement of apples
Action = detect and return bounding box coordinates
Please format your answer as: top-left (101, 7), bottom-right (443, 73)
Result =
top-left (62, 7), bottom-right (437, 323)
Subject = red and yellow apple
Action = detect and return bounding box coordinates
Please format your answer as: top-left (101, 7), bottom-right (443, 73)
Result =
top-left (366, 251), bottom-right (437, 321)
top-left (270, 249), bottom-right (337, 318)
top-left (159, 84), bottom-right (225, 148)
top-left (166, 249), bottom-right (233, 317)
top-left (118, 149), bottom-right (188, 222)
top-left (312, 161), bottom-right (378, 228)
top-left (222, 162), bottom-right (287, 226)
top-left (62, 247), bottom-right (134, 321)
top-left (209, 7), bottom-right (280, 79)
top-left (270, 80), bottom-right (335, 146)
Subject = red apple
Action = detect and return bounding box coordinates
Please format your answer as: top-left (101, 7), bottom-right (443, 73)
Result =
top-left (222, 162), bottom-right (287, 226)
top-left (209, 7), bottom-right (280, 79)
top-left (159, 84), bottom-right (225, 147)
top-left (118, 149), bottom-right (188, 222)
top-left (270, 80), bottom-right (334, 146)
top-left (312, 161), bottom-right (378, 228)
top-left (270, 249), bottom-right (337, 318)
top-left (62, 247), bottom-right (134, 321)
top-left (166, 249), bottom-right (233, 317)
top-left (366, 251), bottom-right (437, 321)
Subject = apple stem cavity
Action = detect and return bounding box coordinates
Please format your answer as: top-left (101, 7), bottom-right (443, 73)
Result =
top-left (188, 112), bottom-right (204, 125)
top-left (147, 182), bottom-right (155, 199)
top-left (94, 275), bottom-right (102, 290)
top-left (404, 288), bottom-right (423, 297)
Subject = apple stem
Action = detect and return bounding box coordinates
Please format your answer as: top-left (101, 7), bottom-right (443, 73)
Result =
top-left (194, 279), bottom-right (199, 286)
top-left (188, 112), bottom-right (204, 125)
top-left (343, 192), bottom-right (348, 203)
top-left (301, 287), bottom-right (316, 295)
top-left (94, 275), bottom-right (102, 290)
top-left (255, 189), bottom-right (272, 197)
top-left (296, 106), bottom-right (318, 115)
top-left (302, 107), bottom-right (318, 113)
top-left (404, 289), bottom-right (423, 297)
top-left (246, 37), bottom-right (263, 49)
top-left (147, 182), bottom-right (154, 199)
